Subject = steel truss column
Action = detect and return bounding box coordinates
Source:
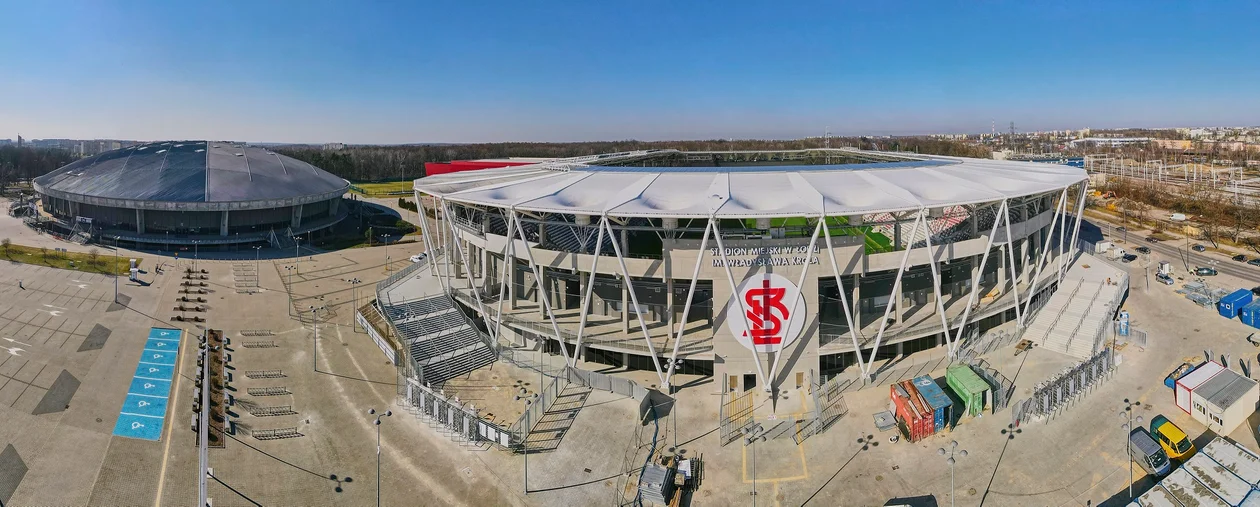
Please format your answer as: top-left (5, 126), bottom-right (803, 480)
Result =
top-left (862, 211), bottom-right (925, 378)
top-left (440, 201), bottom-right (503, 343)
top-left (711, 216), bottom-right (771, 391)
top-left (921, 218), bottom-right (955, 355)
top-left (492, 212), bottom-right (516, 345)
top-left (1063, 181), bottom-right (1089, 282)
top-left (767, 218), bottom-right (824, 386)
top-left (414, 192), bottom-right (440, 279)
top-left (508, 209), bottom-right (573, 365)
top-left (663, 220), bottom-right (714, 388)
top-left (569, 217), bottom-right (608, 367)
top-left (1002, 203), bottom-right (1024, 327)
top-left (599, 216), bottom-right (666, 385)
top-left (822, 216), bottom-right (865, 378)
top-left (1020, 188), bottom-right (1069, 320)
top-left (950, 200), bottom-right (1008, 349)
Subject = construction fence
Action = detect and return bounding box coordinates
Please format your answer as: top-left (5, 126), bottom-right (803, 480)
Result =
top-left (718, 381), bottom-right (756, 447)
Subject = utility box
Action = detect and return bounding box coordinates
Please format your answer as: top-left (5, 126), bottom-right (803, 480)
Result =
top-left (1218, 289), bottom-right (1253, 319)
top-left (945, 364), bottom-right (990, 417)
top-left (912, 375), bottom-right (954, 432)
top-left (1158, 261), bottom-right (1172, 276)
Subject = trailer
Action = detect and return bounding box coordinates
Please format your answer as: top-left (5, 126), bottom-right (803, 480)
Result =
top-left (1189, 367), bottom-right (1259, 435)
top-left (1240, 300), bottom-right (1260, 329)
top-left (1175, 361), bottom-right (1225, 414)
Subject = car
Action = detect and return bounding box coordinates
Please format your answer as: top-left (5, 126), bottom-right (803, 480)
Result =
top-left (1121, 254), bottom-right (1138, 263)
top-left (1195, 267), bottom-right (1218, 276)
top-left (1136, 246), bottom-right (1151, 254)
top-left (409, 253), bottom-right (427, 263)
top-left (1234, 254), bottom-right (1248, 262)
top-left (1155, 273), bottom-right (1174, 285)
top-left (1146, 237), bottom-right (1160, 243)
top-left (1250, 259), bottom-right (1260, 267)
top-left (1150, 415), bottom-right (1196, 461)
top-left (1192, 244), bottom-right (1206, 252)
top-left (1117, 226), bottom-right (1128, 232)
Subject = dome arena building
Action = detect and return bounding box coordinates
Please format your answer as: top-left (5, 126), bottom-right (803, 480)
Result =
top-left (32, 141), bottom-right (348, 249)
top-left (407, 148), bottom-right (1088, 399)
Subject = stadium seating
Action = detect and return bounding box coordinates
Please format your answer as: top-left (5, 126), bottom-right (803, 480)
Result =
top-left (381, 294), bottom-right (498, 387)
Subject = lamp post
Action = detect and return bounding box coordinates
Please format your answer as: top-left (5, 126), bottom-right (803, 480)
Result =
top-left (742, 424), bottom-right (767, 506)
top-left (310, 305), bottom-right (326, 371)
top-left (384, 233), bottom-right (393, 273)
top-left (349, 277), bottom-right (362, 331)
top-left (192, 240), bottom-right (199, 272)
top-left (938, 441), bottom-right (968, 507)
top-left (294, 236), bottom-right (301, 264)
top-left (515, 391), bottom-right (537, 493)
top-left (1121, 399), bottom-right (1144, 500)
top-left (253, 245), bottom-right (262, 286)
top-left (113, 236), bottom-right (120, 303)
top-left (368, 408), bottom-right (392, 507)
top-left (285, 266), bottom-right (297, 316)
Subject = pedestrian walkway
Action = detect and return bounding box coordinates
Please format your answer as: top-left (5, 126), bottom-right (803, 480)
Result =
top-left (112, 328), bottom-right (182, 440)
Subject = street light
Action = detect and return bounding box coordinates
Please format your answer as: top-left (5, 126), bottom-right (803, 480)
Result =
top-left (1120, 399), bottom-right (1144, 500)
top-left (192, 240), bottom-right (199, 272)
top-left (515, 391), bottom-right (537, 493)
top-left (384, 233), bottom-right (393, 273)
top-left (252, 245), bottom-right (262, 286)
top-left (349, 278), bottom-right (363, 331)
top-left (368, 408), bottom-right (392, 507)
top-left (284, 266), bottom-right (297, 316)
top-left (938, 440), bottom-right (968, 507)
top-left (310, 305), bottom-right (326, 371)
top-left (742, 424), bottom-right (767, 506)
top-left (113, 236), bottom-right (121, 303)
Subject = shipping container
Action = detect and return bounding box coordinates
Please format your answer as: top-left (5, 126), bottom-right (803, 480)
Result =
top-left (1218, 289), bottom-right (1253, 319)
top-left (901, 380), bottom-right (936, 437)
top-left (912, 375), bottom-right (954, 431)
top-left (890, 382), bottom-right (931, 442)
top-left (1175, 361), bottom-right (1225, 414)
top-left (945, 364), bottom-right (990, 417)
top-left (1240, 300), bottom-right (1260, 329)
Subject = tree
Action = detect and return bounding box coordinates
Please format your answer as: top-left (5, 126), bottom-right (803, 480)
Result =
top-left (0, 238), bottom-right (9, 257)
top-left (88, 248), bottom-right (100, 266)
top-left (364, 227), bottom-right (373, 246)
top-left (39, 246), bottom-right (47, 261)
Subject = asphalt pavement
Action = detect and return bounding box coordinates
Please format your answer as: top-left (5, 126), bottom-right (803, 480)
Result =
top-left (1102, 229), bottom-right (1260, 284)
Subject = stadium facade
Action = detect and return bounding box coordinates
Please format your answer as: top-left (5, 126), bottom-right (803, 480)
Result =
top-left (412, 148), bottom-right (1088, 396)
top-left (31, 141), bottom-right (348, 249)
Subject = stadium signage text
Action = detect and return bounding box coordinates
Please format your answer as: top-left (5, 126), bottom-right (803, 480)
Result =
top-left (727, 273), bottom-right (806, 354)
top-left (709, 245), bottom-right (820, 268)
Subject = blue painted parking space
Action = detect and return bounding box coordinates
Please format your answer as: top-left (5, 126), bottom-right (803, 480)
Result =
top-left (113, 414), bottom-right (164, 440)
top-left (133, 363), bottom-right (174, 381)
top-left (113, 327), bottom-right (182, 441)
top-left (127, 376), bottom-right (172, 398)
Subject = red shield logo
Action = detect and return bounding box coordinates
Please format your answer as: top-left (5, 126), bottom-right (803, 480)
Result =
top-left (727, 273), bottom-right (806, 353)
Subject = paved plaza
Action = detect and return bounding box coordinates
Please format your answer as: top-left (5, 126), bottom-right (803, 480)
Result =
top-left (3, 209), bottom-right (1260, 506)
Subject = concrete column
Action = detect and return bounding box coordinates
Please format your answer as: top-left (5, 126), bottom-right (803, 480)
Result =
top-left (970, 207), bottom-right (979, 238)
top-left (851, 274), bottom-right (861, 330)
top-left (538, 267), bottom-right (547, 318)
top-left (136, 209), bottom-right (145, 234)
top-left (508, 257), bottom-right (518, 310)
top-left (621, 278), bottom-right (630, 333)
top-left (620, 228), bottom-right (629, 256)
top-left (894, 218), bottom-right (902, 248)
top-left (997, 244), bottom-right (1008, 294)
top-left (291, 204), bottom-right (303, 229)
top-left (220, 210), bottom-right (229, 237)
top-left (330, 197), bottom-right (340, 217)
top-left (538, 223), bottom-right (547, 247)
top-left (1019, 237), bottom-right (1030, 285)
top-left (666, 277), bottom-right (675, 330)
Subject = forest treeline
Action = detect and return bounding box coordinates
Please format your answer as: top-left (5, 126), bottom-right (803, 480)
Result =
top-left (275, 137), bottom-right (991, 182)
top-left (0, 146), bottom-right (76, 187)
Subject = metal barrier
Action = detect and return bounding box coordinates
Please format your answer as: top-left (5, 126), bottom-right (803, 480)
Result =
top-left (506, 372), bottom-right (568, 451)
top-left (400, 375), bottom-right (515, 449)
top-left (718, 383), bottom-right (756, 446)
top-left (963, 358), bottom-right (1015, 413)
top-left (795, 369), bottom-right (850, 444)
top-left (357, 310), bottom-right (397, 364)
top-left (1012, 347), bottom-right (1116, 425)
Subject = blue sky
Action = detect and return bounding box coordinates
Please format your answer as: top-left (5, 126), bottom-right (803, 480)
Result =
top-left (2, 1), bottom-right (1258, 144)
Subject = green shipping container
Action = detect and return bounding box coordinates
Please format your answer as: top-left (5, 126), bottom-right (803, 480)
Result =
top-left (946, 364), bottom-right (990, 417)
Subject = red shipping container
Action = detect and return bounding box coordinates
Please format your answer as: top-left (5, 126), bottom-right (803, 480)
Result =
top-left (891, 382), bottom-right (933, 442)
top-left (901, 380), bottom-right (937, 437)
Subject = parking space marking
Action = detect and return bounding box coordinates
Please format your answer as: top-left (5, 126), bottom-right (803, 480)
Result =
top-left (112, 328), bottom-right (182, 441)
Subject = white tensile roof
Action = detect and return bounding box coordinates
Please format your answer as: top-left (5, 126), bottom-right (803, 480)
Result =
top-left (414, 153), bottom-right (1087, 218)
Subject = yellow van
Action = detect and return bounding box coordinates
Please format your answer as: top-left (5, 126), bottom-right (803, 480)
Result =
top-left (1150, 415), bottom-right (1196, 460)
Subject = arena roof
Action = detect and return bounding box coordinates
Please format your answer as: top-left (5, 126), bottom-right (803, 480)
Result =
top-left (34, 141), bottom-right (348, 204)
top-left (414, 150), bottom-right (1088, 218)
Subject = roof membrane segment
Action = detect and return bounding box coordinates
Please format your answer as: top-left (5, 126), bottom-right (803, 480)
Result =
top-left (415, 153), bottom-right (1088, 218)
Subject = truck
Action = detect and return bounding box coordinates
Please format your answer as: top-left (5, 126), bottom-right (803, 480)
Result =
top-left (1164, 362), bottom-right (1196, 389)
top-left (1129, 427), bottom-right (1172, 477)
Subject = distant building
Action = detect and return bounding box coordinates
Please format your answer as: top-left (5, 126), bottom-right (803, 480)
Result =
top-left (0, 139), bottom-right (11, 147)
top-left (16, 135), bottom-right (22, 147)
top-left (322, 142), bottom-right (345, 151)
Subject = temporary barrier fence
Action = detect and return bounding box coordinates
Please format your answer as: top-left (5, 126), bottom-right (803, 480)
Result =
top-left (1012, 347), bottom-right (1116, 426)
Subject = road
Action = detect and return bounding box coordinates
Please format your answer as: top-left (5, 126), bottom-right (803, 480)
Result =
top-left (1102, 228), bottom-right (1260, 285)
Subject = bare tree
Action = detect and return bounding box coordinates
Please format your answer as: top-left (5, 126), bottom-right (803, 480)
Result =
top-left (88, 248), bottom-right (100, 266)
top-left (0, 238), bottom-right (9, 257)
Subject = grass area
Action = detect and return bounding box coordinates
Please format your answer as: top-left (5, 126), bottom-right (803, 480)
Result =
top-left (349, 181), bottom-right (414, 196)
top-left (733, 216), bottom-right (895, 253)
top-left (0, 243), bottom-right (136, 275)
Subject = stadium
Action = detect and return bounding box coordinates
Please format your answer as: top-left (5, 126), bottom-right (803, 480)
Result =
top-left (29, 141), bottom-right (348, 249)
top-left (388, 147), bottom-right (1089, 407)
